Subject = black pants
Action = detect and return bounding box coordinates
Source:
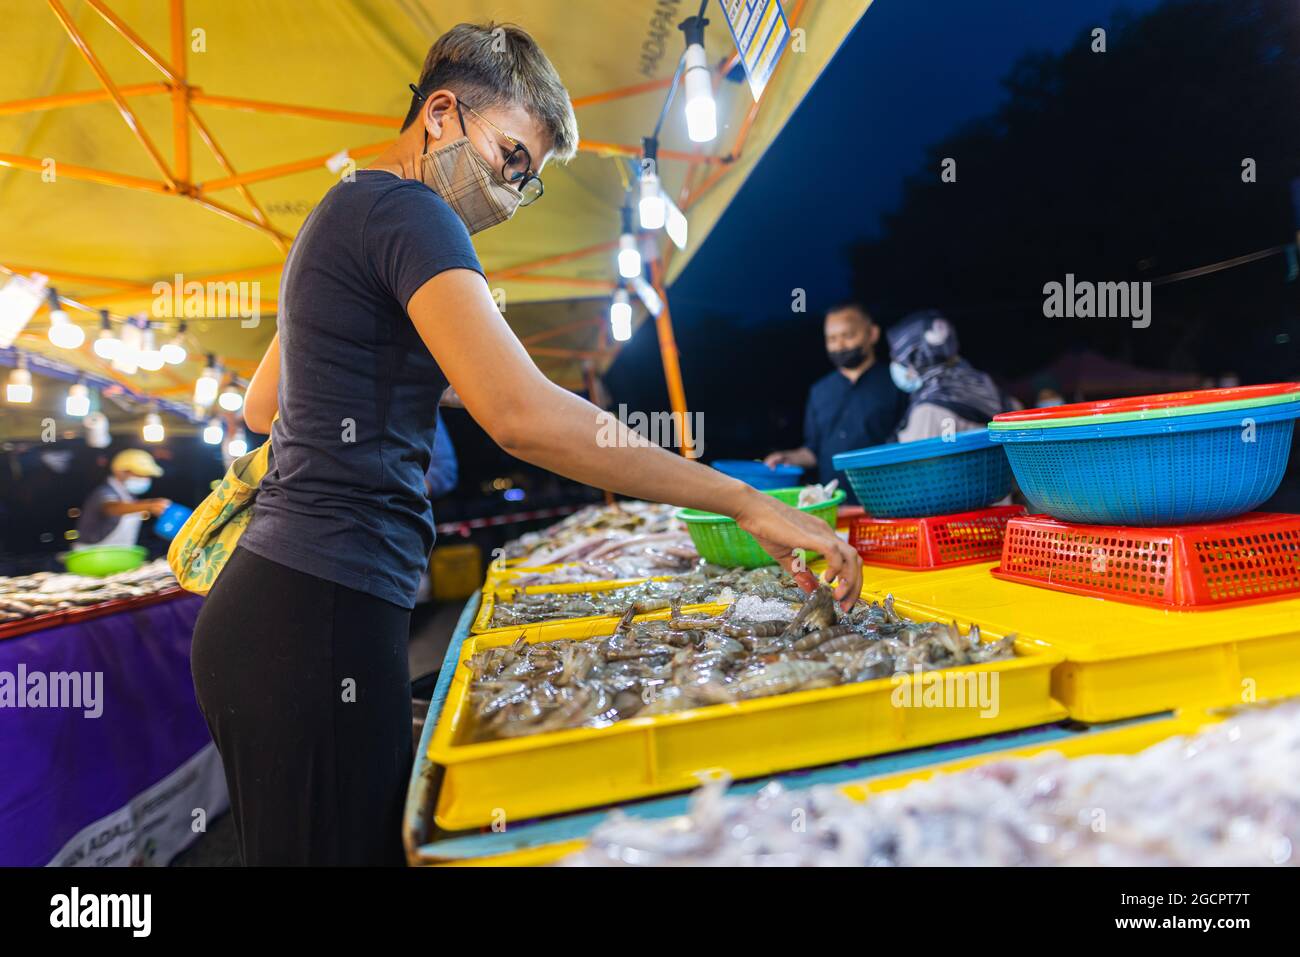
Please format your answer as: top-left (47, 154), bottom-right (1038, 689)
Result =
top-left (191, 546), bottom-right (412, 865)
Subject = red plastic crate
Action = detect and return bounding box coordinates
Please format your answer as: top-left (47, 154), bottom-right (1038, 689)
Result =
top-left (849, 505), bottom-right (1026, 569)
top-left (991, 512), bottom-right (1300, 609)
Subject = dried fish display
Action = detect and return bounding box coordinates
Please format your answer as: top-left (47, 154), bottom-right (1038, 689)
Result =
top-left (563, 700), bottom-right (1300, 867)
top-left (466, 585), bottom-right (1017, 741)
top-left (487, 565), bottom-right (809, 627)
top-left (0, 559), bottom-right (177, 623)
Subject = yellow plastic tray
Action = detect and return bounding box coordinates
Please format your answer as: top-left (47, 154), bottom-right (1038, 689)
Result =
top-left (439, 709), bottom-right (1216, 866)
top-left (430, 598), bottom-right (1066, 830)
top-left (858, 561), bottom-right (1300, 723)
top-left (472, 577), bottom-right (700, 635)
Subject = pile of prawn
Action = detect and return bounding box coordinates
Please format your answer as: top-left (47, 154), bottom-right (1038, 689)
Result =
top-left (466, 584), bottom-right (1016, 742)
top-left (564, 699), bottom-right (1300, 867)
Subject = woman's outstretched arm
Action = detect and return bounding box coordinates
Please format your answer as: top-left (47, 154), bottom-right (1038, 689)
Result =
top-left (407, 269), bottom-right (862, 607)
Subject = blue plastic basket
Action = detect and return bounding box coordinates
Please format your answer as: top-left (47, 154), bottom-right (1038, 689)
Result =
top-left (711, 459), bottom-right (804, 490)
top-left (832, 430), bottom-right (1012, 518)
top-left (988, 404), bottom-right (1300, 525)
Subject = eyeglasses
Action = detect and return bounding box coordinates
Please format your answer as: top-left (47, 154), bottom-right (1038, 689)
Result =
top-left (409, 83), bottom-right (545, 205)
top-left (459, 102), bottom-right (544, 206)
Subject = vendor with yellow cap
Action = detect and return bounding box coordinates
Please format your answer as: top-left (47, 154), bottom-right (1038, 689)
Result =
top-left (74, 449), bottom-right (172, 548)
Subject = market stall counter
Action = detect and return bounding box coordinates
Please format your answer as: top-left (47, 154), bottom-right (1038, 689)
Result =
top-left (0, 564), bottom-right (227, 866)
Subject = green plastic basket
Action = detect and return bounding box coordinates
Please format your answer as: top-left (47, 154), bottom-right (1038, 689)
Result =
top-left (61, 545), bottom-right (148, 577)
top-left (676, 488), bottom-right (846, 568)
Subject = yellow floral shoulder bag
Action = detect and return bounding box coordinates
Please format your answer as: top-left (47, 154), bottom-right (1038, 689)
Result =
top-left (167, 426), bottom-right (274, 595)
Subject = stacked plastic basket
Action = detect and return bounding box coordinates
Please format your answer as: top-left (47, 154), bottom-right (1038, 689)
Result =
top-left (832, 430), bottom-right (1025, 569)
top-left (987, 384), bottom-right (1300, 608)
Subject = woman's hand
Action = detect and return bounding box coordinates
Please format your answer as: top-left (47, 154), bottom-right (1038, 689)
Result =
top-left (733, 487), bottom-right (862, 610)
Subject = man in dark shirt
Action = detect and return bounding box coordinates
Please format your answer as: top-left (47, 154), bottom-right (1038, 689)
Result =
top-left (766, 302), bottom-right (908, 490)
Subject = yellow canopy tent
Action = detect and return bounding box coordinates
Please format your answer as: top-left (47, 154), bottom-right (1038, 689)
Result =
top-left (0, 0), bottom-right (871, 439)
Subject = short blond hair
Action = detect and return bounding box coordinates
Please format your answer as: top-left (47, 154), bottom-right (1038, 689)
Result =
top-left (403, 22), bottom-right (579, 162)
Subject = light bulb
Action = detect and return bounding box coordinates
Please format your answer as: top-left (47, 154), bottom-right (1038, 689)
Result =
top-left (194, 364), bottom-right (219, 406)
top-left (610, 289), bottom-right (633, 342)
top-left (142, 412), bottom-right (165, 443)
top-left (66, 383), bottom-right (90, 417)
top-left (683, 42), bottom-right (717, 143)
top-left (617, 232), bottom-right (642, 279)
top-left (160, 338), bottom-right (187, 365)
top-left (227, 436), bottom-right (248, 457)
top-left (203, 420), bottom-right (224, 445)
top-left (94, 328), bottom-right (122, 360)
top-left (218, 389), bottom-right (244, 412)
top-left (137, 327), bottom-right (164, 371)
top-left (639, 172), bottom-right (665, 230)
top-left (48, 310), bottom-right (85, 349)
top-left (6, 366), bottom-right (33, 404)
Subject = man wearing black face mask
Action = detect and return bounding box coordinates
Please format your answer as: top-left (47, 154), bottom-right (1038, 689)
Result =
top-left (765, 302), bottom-right (909, 491)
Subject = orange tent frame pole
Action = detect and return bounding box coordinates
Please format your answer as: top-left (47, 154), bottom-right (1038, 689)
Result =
top-left (169, 0), bottom-right (190, 184)
top-left (521, 316), bottom-right (605, 346)
top-left (493, 240), bottom-right (620, 281)
top-left (84, 0), bottom-right (180, 82)
top-left (46, 0), bottom-right (176, 190)
top-left (0, 151), bottom-right (169, 192)
top-left (190, 91), bottom-right (402, 129)
top-left (649, 259), bottom-right (694, 457)
top-left (0, 82), bottom-right (170, 115)
top-left (189, 106), bottom-right (286, 252)
top-left (197, 141), bottom-right (391, 192)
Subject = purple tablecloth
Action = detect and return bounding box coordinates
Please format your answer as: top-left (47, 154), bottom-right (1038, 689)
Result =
top-left (0, 594), bottom-right (228, 866)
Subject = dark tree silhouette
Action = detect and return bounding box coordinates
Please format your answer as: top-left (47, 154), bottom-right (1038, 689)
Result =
top-left (848, 0), bottom-right (1300, 385)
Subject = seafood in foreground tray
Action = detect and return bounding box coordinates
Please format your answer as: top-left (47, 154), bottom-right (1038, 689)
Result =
top-left (465, 585), bottom-right (1017, 742)
top-left (486, 565), bottom-right (808, 627)
top-left (0, 559), bottom-right (177, 623)
top-left (562, 700), bottom-right (1300, 867)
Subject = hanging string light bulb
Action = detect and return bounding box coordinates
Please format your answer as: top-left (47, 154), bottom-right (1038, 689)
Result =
top-left (202, 418), bottom-right (224, 445)
top-left (46, 288), bottom-right (85, 350)
top-left (66, 381), bottom-right (90, 417)
top-left (137, 320), bottom-right (165, 371)
top-left (679, 14), bottom-right (717, 143)
top-left (194, 354), bottom-right (220, 407)
top-left (93, 309), bottom-right (121, 360)
top-left (218, 382), bottom-right (244, 412)
top-left (617, 201), bottom-right (642, 280)
top-left (142, 411), bottom-right (165, 443)
top-left (227, 431), bottom-right (248, 457)
top-left (160, 320), bottom-right (188, 365)
top-left (6, 355), bottom-right (33, 404)
top-left (638, 137), bottom-right (666, 231)
top-left (609, 287), bottom-right (633, 342)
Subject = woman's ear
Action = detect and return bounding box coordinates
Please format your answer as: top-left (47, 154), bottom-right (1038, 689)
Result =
top-left (422, 89), bottom-right (459, 145)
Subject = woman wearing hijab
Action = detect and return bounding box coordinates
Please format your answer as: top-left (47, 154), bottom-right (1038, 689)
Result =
top-left (886, 310), bottom-right (1018, 442)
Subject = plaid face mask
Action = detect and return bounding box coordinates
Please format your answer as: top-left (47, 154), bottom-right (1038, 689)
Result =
top-left (418, 136), bottom-right (522, 234)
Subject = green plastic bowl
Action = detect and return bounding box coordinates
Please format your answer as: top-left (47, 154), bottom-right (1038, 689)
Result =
top-left (61, 545), bottom-right (148, 577)
top-left (676, 488), bottom-right (846, 568)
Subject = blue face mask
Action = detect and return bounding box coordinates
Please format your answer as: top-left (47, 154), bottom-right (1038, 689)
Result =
top-left (124, 476), bottom-right (152, 495)
top-left (890, 361), bottom-right (923, 394)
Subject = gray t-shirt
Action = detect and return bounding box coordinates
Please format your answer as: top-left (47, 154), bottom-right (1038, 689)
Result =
top-left (239, 170), bottom-right (483, 609)
top-left (76, 478), bottom-right (142, 546)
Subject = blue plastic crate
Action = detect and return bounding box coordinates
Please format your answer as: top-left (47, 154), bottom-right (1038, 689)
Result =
top-left (832, 430), bottom-right (1012, 518)
top-left (711, 459), bottom-right (804, 490)
top-left (988, 404), bottom-right (1299, 525)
